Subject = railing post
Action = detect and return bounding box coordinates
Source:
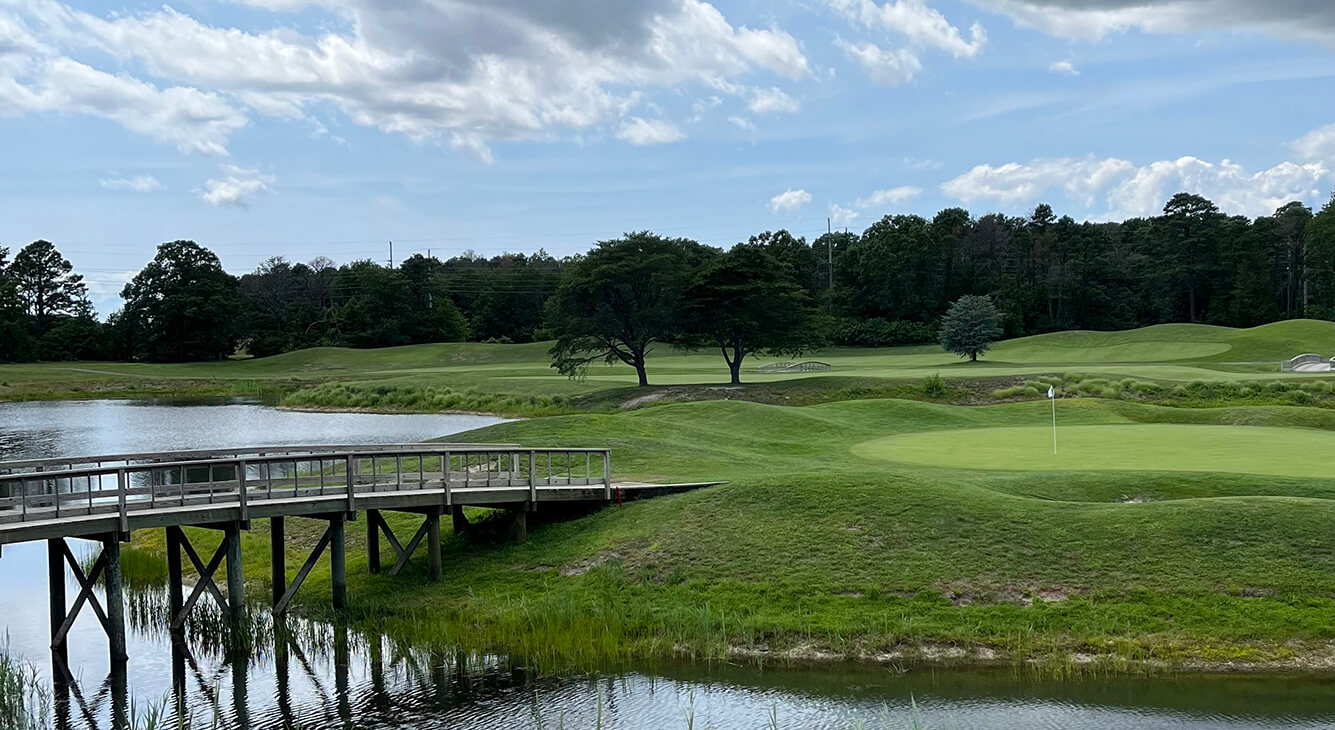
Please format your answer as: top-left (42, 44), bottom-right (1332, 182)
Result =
top-left (603, 450), bottom-right (612, 500)
top-left (442, 451), bottom-right (452, 507)
top-left (344, 455), bottom-right (356, 514)
top-left (237, 461), bottom-right (249, 524)
top-left (116, 469), bottom-right (129, 535)
top-left (528, 451), bottom-right (537, 504)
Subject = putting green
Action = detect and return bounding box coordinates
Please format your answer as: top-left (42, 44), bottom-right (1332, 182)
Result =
top-left (852, 424), bottom-right (1335, 479)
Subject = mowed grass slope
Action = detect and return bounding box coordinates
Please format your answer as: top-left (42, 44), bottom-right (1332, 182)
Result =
top-left (142, 396), bottom-right (1335, 669)
top-left (8, 320), bottom-right (1335, 403)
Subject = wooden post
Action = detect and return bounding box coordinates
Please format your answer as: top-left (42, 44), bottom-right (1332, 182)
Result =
top-left (47, 538), bottom-right (67, 664)
top-left (511, 508), bottom-right (527, 544)
top-left (367, 509), bottom-right (381, 574)
top-left (225, 523), bottom-right (246, 626)
top-left (270, 517), bottom-right (286, 606)
top-left (330, 516), bottom-right (347, 610)
top-left (103, 535), bottom-right (128, 663)
top-left (166, 527), bottom-right (184, 631)
top-left (426, 509), bottom-right (442, 581)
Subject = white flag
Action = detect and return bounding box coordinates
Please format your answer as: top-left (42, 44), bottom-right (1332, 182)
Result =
top-left (1047, 386), bottom-right (1055, 399)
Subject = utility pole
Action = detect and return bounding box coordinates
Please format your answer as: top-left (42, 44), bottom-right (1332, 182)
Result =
top-left (388, 241), bottom-right (394, 268)
top-left (826, 218), bottom-right (833, 291)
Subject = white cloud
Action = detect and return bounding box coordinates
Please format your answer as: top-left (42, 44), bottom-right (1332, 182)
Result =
top-left (617, 117), bottom-right (685, 146)
top-left (0, 1), bottom-right (809, 157)
top-left (855, 186), bottom-right (923, 208)
top-left (941, 154), bottom-right (1330, 219)
top-left (825, 0), bottom-right (987, 58)
top-left (728, 115), bottom-right (757, 131)
top-left (770, 188), bottom-right (813, 213)
top-left (748, 86), bottom-right (800, 114)
top-left (99, 174), bottom-right (163, 192)
top-left (1049, 60), bottom-right (1079, 75)
top-left (830, 202), bottom-right (861, 227)
top-left (978, 0), bottom-right (1335, 45)
top-left (835, 39), bottom-right (922, 86)
top-left (0, 55), bottom-right (247, 155)
top-left (200, 165), bottom-right (274, 208)
top-left (1294, 123), bottom-right (1335, 161)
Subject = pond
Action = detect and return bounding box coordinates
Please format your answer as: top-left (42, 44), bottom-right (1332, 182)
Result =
top-left (2, 399), bottom-right (1335, 729)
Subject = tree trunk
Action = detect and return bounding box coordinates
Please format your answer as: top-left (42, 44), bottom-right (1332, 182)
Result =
top-left (970, 352), bottom-right (978, 363)
top-left (729, 360), bottom-right (741, 385)
top-left (635, 364), bottom-right (649, 387)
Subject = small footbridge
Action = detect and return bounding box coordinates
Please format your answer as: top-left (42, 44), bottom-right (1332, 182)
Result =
top-left (0, 443), bottom-right (718, 666)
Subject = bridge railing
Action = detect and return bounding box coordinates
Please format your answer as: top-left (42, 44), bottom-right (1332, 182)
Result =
top-left (0, 446), bottom-right (612, 528)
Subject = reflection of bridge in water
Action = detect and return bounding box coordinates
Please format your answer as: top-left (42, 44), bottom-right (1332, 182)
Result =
top-left (51, 612), bottom-right (544, 730)
top-left (0, 443), bottom-right (718, 681)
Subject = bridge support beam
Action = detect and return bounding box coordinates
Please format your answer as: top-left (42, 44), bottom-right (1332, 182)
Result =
top-left (46, 535), bottom-right (128, 665)
top-left (165, 522), bottom-right (248, 631)
top-left (272, 513), bottom-right (351, 615)
top-left (366, 507), bottom-right (443, 581)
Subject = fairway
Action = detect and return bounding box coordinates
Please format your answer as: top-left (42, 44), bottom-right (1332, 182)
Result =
top-left (852, 423), bottom-right (1335, 479)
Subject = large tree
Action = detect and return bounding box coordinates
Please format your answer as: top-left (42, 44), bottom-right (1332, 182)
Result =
top-left (1158, 193), bottom-right (1222, 322)
top-left (681, 244), bottom-right (825, 384)
top-left (939, 294), bottom-right (1003, 362)
top-left (11, 240), bottom-right (86, 336)
top-left (0, 247), bottom-right (34, 361)
top-left (547, 232), bottom-right (708, 387)
top-left (120, 240), bottom-right (240, 362)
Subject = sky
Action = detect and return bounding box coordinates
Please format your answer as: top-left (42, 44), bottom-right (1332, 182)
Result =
top-left (2, 0), bottom-right (1335, 316)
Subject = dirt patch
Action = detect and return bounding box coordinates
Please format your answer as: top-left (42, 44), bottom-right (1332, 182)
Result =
top-left (621, 392), bottom-right (667, 410)
top-left (560, 550), bottom-right (626, 576)
top-left (1119, 495), bottom-right (1158, 504)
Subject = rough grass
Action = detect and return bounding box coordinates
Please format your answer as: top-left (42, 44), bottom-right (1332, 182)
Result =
top-left (125, 397), bottom-right (1335, 671)
top-left (9, 320), bottom-right (1335, 409)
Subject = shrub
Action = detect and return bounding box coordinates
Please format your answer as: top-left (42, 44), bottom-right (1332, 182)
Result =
top-left (924, 373), bottom-right (948, 399)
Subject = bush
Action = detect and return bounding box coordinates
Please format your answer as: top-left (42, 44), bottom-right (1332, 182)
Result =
top-left (924, 373), bottom-right (948, 398)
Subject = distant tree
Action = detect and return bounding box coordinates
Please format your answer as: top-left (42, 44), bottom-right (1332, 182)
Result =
top-left (1274, 201), bottom-right (1313, 318)
top-left (547, 232), bottom-right (708, 387)
top-left (1157, 193), bottom-right (1222, 322)
top-left (120, 241), bottom-right (240, 362)
top-left (0, 246), bottom-right (34, 361)
top-left (1307, 193), bottom-right (1335, 319)
top-left (939, 294), bottom-right (1003, 363)
top-left (11, 240), bottom-right (86, 336)
top-left (38, 298), bottom-right (108, 361)
top-left (680, 244), bottom-right (825, 384)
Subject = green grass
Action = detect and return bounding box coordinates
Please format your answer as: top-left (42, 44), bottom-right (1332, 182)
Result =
top-left (9, 320), bottom-right (1335, 410)
top-left (122, 396), bottom-right (1335, 671)
top-left (855, 423), bottom-right (1335, 478)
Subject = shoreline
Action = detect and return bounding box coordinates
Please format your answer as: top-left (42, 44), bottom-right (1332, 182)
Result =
top-left (277, 404), bottom-right (516, 418)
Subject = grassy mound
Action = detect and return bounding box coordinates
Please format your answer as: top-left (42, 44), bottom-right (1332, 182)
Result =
top-left (9, 320), bottom-right (1335, 405)
top-left (130, 397), bottom-right (1335, 670)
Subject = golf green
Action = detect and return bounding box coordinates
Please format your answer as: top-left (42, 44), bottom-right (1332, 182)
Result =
top-left (852, 423), bottom-right (1335, 479)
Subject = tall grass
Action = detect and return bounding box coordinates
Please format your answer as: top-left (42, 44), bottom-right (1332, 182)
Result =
top-left (0, 643), bottom-right (48, 730)
top-left (281, 382), bottom-right (573, 416)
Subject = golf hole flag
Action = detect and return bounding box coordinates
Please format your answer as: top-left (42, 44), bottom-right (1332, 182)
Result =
top-left (1048, 385), bottom-right (1057, 454)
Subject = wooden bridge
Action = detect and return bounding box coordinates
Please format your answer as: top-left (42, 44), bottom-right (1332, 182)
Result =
top-left (0, 443), bottom-right (717, 667)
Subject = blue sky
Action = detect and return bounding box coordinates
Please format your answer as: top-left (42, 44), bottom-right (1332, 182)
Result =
top-left (2, 0), bottom-right (1334, 315)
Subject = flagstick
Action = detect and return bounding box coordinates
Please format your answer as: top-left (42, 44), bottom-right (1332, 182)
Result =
top-left (1051, 390), bottom-right (1058, 455)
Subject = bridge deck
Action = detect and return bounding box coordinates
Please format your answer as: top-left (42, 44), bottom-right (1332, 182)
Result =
top-left (0, 444), bottom-right (719, 547)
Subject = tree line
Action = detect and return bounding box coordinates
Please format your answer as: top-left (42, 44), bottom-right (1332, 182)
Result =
top-left (2, 191), bottom-right (1334, 379)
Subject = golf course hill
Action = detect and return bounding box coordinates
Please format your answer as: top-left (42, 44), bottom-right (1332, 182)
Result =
top-left (219, 394), bottom-right (1335, 672)
top-left (10, 320), bottom-right (1335, 410)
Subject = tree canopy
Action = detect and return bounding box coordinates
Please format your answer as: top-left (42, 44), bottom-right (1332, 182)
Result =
top-left (119, 240), bottom-right (241, 362)
top-left (939, 294), bottom-right (1003, 362)
top-left (547, 232), bottom-right (707, 387)
top-left (681, 243), bottom-right (825, 384)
